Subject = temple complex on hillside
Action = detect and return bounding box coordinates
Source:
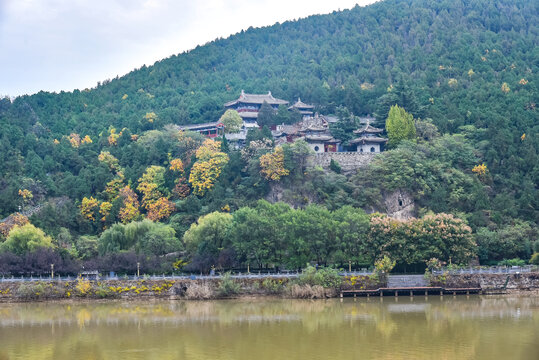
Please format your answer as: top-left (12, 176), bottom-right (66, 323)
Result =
top-left (349, 123), bottom-right (387, 153)
top-left (224, 90), bottom-right (288, 129)
top-left (220, 90), bottom-right (387, 153)
top-left (288, 98), bottom-right (315, 118)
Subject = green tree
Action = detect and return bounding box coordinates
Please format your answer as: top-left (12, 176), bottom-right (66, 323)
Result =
top-left (97, 219), bottom-right (179, 255)
top-left (1, 224), bottom-right (54, 255)
top-left (75, 235), bottom-right (99, 260)
top-left (138, 223), bottom-right (181, 255)
top-left (183, 212), bottom-right (233, 270)
top-left (257, 101), bottom-right (276, 128)
top-left (329, 106), bottom-right (359, 146)
top-left (229, 207), bottom-right (272, 269)
top-left (385, 105), bottom-right (416, 147)
top-left (219, 109), bottom-right (243, 134)
top-left (332, 206), bottom-right (370, 265)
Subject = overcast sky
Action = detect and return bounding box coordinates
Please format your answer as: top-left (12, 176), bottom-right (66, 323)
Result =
top-left (0, 0), bottom-right (377, 97)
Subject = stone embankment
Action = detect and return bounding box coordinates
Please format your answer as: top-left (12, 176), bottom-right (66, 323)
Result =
top-left (429, 273), bottom-right (539, 293)
top-left (0, 273), bottom-right (537, 302)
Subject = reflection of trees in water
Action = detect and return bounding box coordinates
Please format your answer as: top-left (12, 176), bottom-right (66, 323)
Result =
top-left (0, 296), bottom-right (537, 326)
top-left (0, 297), bottom-right (538, 360)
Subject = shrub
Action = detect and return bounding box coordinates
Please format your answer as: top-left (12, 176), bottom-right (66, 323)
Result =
top-left (530, 253), bottom-right (539, 265)
top-left (75, 277), bottom-right (91, 296)
top-left (288, 284), bottom-right (325, 299)
top-left (16, 282), bottom-right (65, 299)
top-left (217, 272), bottom-right (241, 297)
top-left (374, 255), bottom-right (396, 274)
top-left (329, 159), bottom-right (342, 174)
top-left (498, 258), bottom-right (526, 267)
top-left (261, 278), bottom-right (285, 294)
top-left (94, 283), bottom-right (117, 298)
top-left (297, 265), bottom-right (342, 288)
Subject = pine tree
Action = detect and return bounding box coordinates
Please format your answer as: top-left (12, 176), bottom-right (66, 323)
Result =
top-left (257, 101), bottom-right (276, 128)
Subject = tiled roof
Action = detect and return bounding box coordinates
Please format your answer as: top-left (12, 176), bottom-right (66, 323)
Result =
top-left (349, 136), bottom-right (388, 144)
top-left (178, 121), bottom-right (223, 131)
top-left (288, 97), bottom-right (314, 110)
top-left (280, 124), bottom-right (300, 135)
top-left (224, 90), bottom-right (288, 107)
top-left (305, 134), bottom-right (339, 142)
top-left (353, 124), bottom-right (384, 134)
top-left (299, 115), bottom-right (328, 131)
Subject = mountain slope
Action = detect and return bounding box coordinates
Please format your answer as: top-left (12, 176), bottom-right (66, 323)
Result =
top-left (0, 0), bottom-right (537, 224)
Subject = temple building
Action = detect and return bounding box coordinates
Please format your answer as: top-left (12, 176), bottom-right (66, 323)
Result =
top-left (288, 98), bottom-right (315, 118)
top-left (349, 123), bottom-right (387, 153)
top-left (275, 114), bottom-right (339, 153)
top-left (224, 90), bottom-right (288, 129)
top-left (178, 121), bottom-right (224, 138)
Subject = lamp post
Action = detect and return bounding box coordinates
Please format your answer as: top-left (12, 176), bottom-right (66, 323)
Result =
top-left (51, 264), bottom-right (54, 279)
top-left (137, 262), bottom-right (140, 278)
top-left (349, 260), bottom-right (352, 273)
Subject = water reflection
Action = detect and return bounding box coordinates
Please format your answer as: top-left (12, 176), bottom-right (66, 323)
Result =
top-left (0, 296), bottom-right (537, 360)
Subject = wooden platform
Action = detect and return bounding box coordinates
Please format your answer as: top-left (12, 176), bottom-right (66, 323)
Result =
top-left (341, 287), bottom-right (482, 297)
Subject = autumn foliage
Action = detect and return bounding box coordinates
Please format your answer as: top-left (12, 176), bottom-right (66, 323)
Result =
top-left (0, 213), bottom-right (29, 238)
top-left (118, 186), bottom-right (141, 224)
top-left (146, 197), bottom-right (176, 221)
top-left (259, 147), bottom-right (289, 181)
top-left (189, 139), bottom-right (229, 196)
top-left (80, 197), bottom-right (99, 221)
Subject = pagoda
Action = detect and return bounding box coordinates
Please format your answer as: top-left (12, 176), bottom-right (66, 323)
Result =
top-left (349, 123), bottom-right (387, 153)
top-left (288, 98), bottom-right (315, 118)
top-left (224, 90), bottom-right (288, 128)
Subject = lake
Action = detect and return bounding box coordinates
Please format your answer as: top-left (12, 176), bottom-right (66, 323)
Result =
top-left (0, 296), bottom-right (537, 359)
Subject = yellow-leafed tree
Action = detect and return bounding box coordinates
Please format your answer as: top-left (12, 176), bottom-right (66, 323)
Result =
top-left (80, 197), bottom-right (99, 221)
top-left (99, 201), bottom-right (113, 222)
top-left (146, 197), bottom-right (176, 221)
top-left (189, 139), bottom-right (229, 196)
top-left (118, 186), bottom-right (140, 224)
top-left (259, 147), bottom-right (289, 181)
top-left (169, 158), bottom-right (184, 173)
top-left (137, 165), bottom-right (167, 209)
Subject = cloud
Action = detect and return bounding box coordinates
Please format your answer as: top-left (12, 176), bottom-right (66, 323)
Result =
top-left (0, 0), bottom-right (376, 96)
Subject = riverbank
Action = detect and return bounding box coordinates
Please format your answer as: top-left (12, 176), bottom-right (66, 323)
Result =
top-left (0, 273), bottom-right (537, 302)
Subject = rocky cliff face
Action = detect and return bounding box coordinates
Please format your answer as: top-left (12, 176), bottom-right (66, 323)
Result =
top-left (383, 190), bottom-right (415, 220)
top-left (267, 153), bottom-right (416, 218)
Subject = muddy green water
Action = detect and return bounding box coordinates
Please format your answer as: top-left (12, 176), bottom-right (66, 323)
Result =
top-left (0, 296), bottom-right (537, 360)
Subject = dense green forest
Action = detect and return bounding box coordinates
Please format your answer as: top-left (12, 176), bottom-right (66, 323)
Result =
top-left (0, 0), bottom-right (537, 274)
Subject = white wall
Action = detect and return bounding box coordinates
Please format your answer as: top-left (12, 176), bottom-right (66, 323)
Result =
top-left (308, 142), bottom-right (325, 153)
top-left (357, 143), bottom-right (380, 153)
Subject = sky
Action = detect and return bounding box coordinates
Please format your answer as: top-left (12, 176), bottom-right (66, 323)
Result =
top-left (0, 0), bottom-right (378, 97)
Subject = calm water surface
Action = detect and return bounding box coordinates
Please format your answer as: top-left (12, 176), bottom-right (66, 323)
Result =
top-left (0, 296), bottom-right (537, 360)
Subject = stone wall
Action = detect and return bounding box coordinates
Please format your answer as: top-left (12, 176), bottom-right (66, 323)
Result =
top-left (430, 273), bottom-right (539, 291)
top-left (308, 152), bottom-right (375, 173)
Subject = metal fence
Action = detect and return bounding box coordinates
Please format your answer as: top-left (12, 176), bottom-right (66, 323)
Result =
top-left (432, 265), bottom-right (537, 276)
top-left (1, 266), bottom-right (536, 282)
top-left (0, 270), bottom-right (377, 282)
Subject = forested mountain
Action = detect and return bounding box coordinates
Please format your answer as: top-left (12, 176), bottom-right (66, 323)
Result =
top-left (0, 0), bottom-right (537, 273)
